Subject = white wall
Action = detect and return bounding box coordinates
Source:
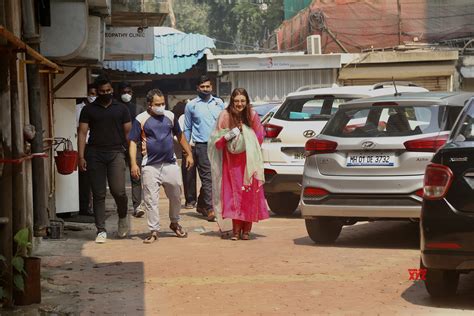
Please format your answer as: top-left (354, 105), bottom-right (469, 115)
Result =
top-left (53, 67), bottom-right (88, 213)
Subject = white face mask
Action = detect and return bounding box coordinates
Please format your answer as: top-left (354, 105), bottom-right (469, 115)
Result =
top-left (152, 105), bottom-right (165, 115)
top-left (87, 96), bottom-right (96, 103)
top-left (121, 93), bottom-right (132, 103)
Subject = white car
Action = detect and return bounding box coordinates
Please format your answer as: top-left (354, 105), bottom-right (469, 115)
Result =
top-left (262, 82), bottom-right (429, 215)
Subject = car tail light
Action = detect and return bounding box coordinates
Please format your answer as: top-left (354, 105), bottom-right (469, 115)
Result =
top-left (264, 168), bottom-right (277, 175)
top-left (423, 163), bottom-right (453, 200)
top-left (415, 189), bottom-right (424, 197)
top-left (426, 242), bottom-right (461, 249)
top-left (303, 187), bottom-right (329, 198)
top-left (404, 134), bottom-right (448, 152)
top-left (305, 139), bottom-right (338, 156)
top-left (264, 123), bottom-right (283, 138)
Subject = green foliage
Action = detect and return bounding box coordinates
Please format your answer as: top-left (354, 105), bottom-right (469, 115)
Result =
top-left (0, 227), bottom-right (31, 300)
top-left (170, 0), bottom-right (284, 52)
top-left (13, 275), bottom-right (24, 292)
top-left (174, 0), bottom-right (211, 34)
top-left (14, 228), bottom-right (32, 257)
top-left (11, 257), bottom-right (25, 275)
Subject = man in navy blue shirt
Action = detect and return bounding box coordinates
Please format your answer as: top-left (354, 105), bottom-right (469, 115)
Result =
top-left (129, 89), bottom-right (194, 243)
top-left (184, 75), bottom-right (225, 221)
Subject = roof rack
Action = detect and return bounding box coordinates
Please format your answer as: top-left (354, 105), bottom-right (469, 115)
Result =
top-left (295, 83), bottom-right (339, 92)
top-left (372, 81), bottom-right (419, 90)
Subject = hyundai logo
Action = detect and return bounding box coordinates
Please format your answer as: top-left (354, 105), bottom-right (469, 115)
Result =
top-left (361, 141), bottom-right (375, 149)
top-left (303, 130), bottom-right (316, 138)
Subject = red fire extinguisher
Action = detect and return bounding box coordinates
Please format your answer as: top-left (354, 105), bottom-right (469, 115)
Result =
top-left (54, 138), bottom-right (78, 175)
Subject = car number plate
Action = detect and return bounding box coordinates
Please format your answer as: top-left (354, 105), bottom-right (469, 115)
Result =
top-left (293, 152), bottom-right (306, 160)
top-left (346, 153), bottom-right (394, 167)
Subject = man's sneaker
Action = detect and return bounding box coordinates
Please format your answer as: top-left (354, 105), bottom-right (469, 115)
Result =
top-left (184, 201), bottom-right (196, 209)
top-left (118, 216), bottom-right (129, 238)
top-left (95, 231), bottom-right (107, 243)
top-left (133, 203), bottom-right (146, 218)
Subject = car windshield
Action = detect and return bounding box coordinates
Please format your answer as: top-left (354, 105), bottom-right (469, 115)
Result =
top-left (253, 103), bottom-right (279, 117)
top-left (274, 96), bottom-right (353, 121)
top-left (322, 105), bottom-right (450, 137)
top-left (451, 100), bottom-right (474, 142)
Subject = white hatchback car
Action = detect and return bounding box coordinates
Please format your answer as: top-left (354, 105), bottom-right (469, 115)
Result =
top-left (262, 82), bottom-right (428, 215)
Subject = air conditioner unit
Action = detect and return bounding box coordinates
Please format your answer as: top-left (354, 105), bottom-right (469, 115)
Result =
top-left (307, 35), bottom-right (321, 55)
top-left (76, 16), bottom-right (105, 62)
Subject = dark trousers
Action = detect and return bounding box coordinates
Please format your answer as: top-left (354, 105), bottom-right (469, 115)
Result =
top-left (78, 169), bottom-right (92, 214)
top-left (182, 149), bottom-right (197, 204)
top-left (194, 143), bottom-right (212, 212)
top-left (125, 149), bottom-right (143, 211)
top-left (86, 149), bottom-right (128, 233)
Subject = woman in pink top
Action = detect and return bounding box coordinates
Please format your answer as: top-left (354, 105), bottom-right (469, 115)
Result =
top-left (208, 88), bottom-right (269, 240)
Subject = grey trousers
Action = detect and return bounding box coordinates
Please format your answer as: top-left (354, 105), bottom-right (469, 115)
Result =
top-left (142, 162), bottom-right (182, 232)
top-left (125, 149), bottom-right (143, 211)
top-left (86, 149), bottom-right (128, 233)
top-left (194, 143), bottom-right (213, 212)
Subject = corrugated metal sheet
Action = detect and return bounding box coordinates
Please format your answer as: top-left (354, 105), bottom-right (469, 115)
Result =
top-left (104, 33), bottom-right (215, 75)
top-left (229, 69), bottom-right (336, 102)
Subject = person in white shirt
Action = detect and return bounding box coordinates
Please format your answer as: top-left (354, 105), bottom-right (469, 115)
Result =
top-left (76, 84), bottom-right (97, 216)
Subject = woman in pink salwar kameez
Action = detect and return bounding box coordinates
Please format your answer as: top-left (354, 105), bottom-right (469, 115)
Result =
top-left (208, 88), bottom-right (269, 240)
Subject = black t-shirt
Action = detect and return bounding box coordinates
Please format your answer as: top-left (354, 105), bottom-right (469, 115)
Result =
top-left (79, 100), bottom-right (131, 152)
top-left (122, 101), bottom-right (137, 121)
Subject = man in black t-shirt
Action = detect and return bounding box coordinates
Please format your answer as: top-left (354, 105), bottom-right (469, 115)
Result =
top-left (172, 99), bottom-right (197, 209)
top-left (78, 75), bottom-right (131, 244)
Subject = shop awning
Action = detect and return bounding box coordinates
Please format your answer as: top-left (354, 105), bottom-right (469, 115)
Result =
top-left (103, 31), bottom-right (215, 75)
top-left (339, 63), bottom-right (455, 80)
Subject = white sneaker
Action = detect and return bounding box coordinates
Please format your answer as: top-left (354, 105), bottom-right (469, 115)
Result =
top-left (118, 216), bottom-right (129, 238)
top-left (134, 202), bottom-right (145, 218)
top-left (95, 231), bottom-right (107, 243)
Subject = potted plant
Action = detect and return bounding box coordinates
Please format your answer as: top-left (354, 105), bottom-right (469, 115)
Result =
top-left (11, 227), bottom-right (41, 306)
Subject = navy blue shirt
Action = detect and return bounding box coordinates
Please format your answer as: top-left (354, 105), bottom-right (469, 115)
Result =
top-left (129, 110), bottom-right (181, 166)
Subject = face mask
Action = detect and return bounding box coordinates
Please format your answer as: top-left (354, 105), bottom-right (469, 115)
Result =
top-left (198, 91), bottom-right (211, 99)
top-left (151, 105), bottom-right (165, 115)
top-left (87, 96), bottom-right (96, 103)
top-left (97, 93), bottom-right (113, 104)
top-left (121, 93), bottom-right (132, 103)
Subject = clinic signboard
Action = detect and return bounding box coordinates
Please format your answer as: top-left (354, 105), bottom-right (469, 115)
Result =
top-left (104, 26), bottom-right (154, 60)
top-left (207, 54), bottom-right (341, 72)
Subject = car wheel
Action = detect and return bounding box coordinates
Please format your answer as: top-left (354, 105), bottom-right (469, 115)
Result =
top-left (305, 217), bottom-right (343, 244)
top-left (266, 193), bottom-right (299, 216)
top-left (421, 261), bottom-right (459, 297)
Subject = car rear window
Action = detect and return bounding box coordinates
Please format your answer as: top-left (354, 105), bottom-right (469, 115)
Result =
top-left (452, 101), bottom-right (474, 142)
top-left (323, 105), bottom-right (454, 138)
top-left (274, 96), bottom-right (353, 121)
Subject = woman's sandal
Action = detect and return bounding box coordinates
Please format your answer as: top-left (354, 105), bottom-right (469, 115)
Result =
top-left (143, 232), bottom-right (158, 244)
top-left (231, 232), bottom-right (240, 241)
top-left (241, 232), bottom-right (250, 240)
top-left (170, 223), bottom-right (188, 238)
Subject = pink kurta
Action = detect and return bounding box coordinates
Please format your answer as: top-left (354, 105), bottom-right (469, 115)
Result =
top-left (214, 111), bottom-right (269, 222)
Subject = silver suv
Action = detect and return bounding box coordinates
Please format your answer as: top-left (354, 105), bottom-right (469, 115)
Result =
top-left (300, 92), bottom-right (474, 243)
top-left (263, 83), bottom-right (428, 215)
